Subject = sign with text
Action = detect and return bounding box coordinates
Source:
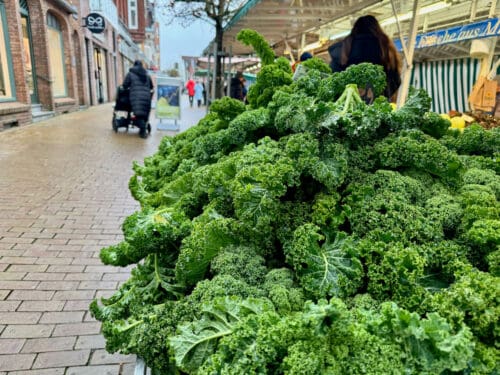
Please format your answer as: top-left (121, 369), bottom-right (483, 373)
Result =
top-left (155, 76), bottom-right (182, 120)
top-left (85, 13), bottom-right (106, 34)
top-left (394, 18), bottom-right (500, 51)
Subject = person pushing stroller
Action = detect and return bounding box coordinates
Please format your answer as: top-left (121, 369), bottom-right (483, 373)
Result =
top-left (121, 60), bottom-right (154, 138)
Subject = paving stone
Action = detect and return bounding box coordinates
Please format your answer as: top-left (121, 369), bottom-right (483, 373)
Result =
top-left (90, 350), bottom-right (134, 365)
top-left (32, 349), bottom-right (90, 369)
top-left (23, 273), bottom-right (66, 281)
top-left (8, 369), bottom-right (65, 375)
top-left (84, 266), bottom-right (121, 273)
top-left (36, 281), bottom-right (79, 291)
top-left (74, 334), bottom-right (105, 349)
top-left (17, 301), bottom-right (65, 312)
top-left (0, 282), bottom-right (38, 290)
top-left (67, 365), bottom-right (120, 375)
top-left (0, 257), bottom-right (37, 265)
top-left (63, 300), bottom-right (93, 311)
top-left (52, 291), bottom-right (95, 300)
top-left (5, 265), bottom-right (48, 273)
top-left (120, 362), bottom-right (136, 375)
top-left (0, 301), bottom-right (20, 312)
top-left (64, 273), bottom-right (103, 281)
top-left (0, 273), bottom-right (26, 280)
top-left (7, 291), bottom-right (54, 301)
top-left (0, 339), bottom-right (25, 354)
top-left (46, 265), bottom-right (84, 273)
top-left (0, 353), bottom-right (35, 371)
top-left (39, 311), bottom-right (85, 324)
top-left (0, 325), bottom-right (53, 339)
top-left (102, 273), bottom-right (130, 281)
top-left (0, 313), bottom-right (41, 325)
top-left (35, 257), bottom-right (73, 265)
top-left (77, 281), bottom-right (117, 290)
top-left (21, 336), bottom-right (76, 353)
top-left (51, 322), bottom-right (101, 337)
top-left (0, 292), bottom-right (9, 301)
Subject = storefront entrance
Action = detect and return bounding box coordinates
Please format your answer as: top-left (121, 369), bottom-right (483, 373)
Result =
top-left (93, 47), bottom-right (108, 103)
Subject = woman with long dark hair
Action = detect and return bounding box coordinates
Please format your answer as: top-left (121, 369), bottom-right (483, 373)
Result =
top-left (329, 15), bottom-right (402, 100)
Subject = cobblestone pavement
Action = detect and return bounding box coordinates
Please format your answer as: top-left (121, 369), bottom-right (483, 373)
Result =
top-left (0, 99), bottom-right (206, 374)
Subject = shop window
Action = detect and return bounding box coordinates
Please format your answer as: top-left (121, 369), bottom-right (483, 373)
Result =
top-left (128, 0), bottom-right (138, 29)
top-left (0, 1), bottom-right (15, 101)
top-left (47, 12), bottom-right (67, 97)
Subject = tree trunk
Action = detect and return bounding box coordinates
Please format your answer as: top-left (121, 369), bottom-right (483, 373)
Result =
top-left (214, 21), bottom-right (224, 99)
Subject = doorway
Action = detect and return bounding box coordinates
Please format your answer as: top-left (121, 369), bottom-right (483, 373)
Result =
top-left (93, 47), bottom-right (108, 103)
top-left (20, 8), bottom-right (38, 103)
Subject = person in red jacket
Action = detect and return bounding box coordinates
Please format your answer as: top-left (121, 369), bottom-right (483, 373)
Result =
top-left (185, 78), bottom-right (195, 107)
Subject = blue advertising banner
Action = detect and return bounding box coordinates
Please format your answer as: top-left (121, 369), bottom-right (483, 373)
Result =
top-left (394, 17), bottom-right (500, 51)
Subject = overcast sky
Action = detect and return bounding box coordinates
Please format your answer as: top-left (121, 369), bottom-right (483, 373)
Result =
top-left (160, 19), bottom-right (215, 70)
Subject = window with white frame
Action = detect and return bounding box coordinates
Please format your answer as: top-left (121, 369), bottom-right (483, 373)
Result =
top-left (128, 0), bottom-right (138, 29)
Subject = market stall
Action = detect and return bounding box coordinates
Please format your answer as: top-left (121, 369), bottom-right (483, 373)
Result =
top-left (215, 0), bottom-right (499, 110)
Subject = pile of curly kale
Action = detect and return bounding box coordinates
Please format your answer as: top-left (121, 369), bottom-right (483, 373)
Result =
top-left (91, 30), bottom-right (499, 374)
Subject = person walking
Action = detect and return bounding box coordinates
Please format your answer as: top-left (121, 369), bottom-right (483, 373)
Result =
top-left (186, 78), bottom-right (195, 107)
top-left (194, 80), bottom-right (204, 107)
top-left (122, 60), bottom-right (154, 138)
top-left (328, 15), bottom-right (401, 101)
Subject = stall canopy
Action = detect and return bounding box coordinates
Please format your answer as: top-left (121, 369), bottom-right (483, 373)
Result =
top-left (219, 0), bottom-right (499, 62)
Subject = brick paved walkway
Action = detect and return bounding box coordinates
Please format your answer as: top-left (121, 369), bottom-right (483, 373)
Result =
top-left (0, 100), bottom-right (206, 374)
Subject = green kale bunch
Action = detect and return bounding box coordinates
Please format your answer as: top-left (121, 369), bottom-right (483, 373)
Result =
top-left (91, 30), bottom-right (500, 374)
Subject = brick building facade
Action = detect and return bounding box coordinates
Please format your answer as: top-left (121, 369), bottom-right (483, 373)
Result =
top-left (0, 0), bottom-right (160, 131)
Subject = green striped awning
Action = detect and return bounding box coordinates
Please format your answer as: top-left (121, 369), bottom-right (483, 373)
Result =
top-left (410, 58), bottom-right (482, 114)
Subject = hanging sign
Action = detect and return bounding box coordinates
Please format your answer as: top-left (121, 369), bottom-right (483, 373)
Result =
top-left (84, 13), bottom-right (106, 34)
top-left (394, 18), bottom-right (500, 51)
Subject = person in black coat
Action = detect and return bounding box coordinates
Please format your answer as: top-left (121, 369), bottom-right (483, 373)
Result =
top-left (122, 60), bottom-right (154, 138)
top-left (328, 15), bottom-right (401, 101)
top-left (229, 71), bottom-right (245, 101)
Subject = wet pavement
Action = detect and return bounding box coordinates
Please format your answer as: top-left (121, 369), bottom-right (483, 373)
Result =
top-left (0, 98), bottom-right (206, 374)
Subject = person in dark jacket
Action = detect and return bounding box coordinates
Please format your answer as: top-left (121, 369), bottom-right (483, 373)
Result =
top-left (328, 15), bottom-right (401, 101)
top-left (122, 60), bottom-right (154, 138)
top-left (229, 71), bottom-right (245, 101)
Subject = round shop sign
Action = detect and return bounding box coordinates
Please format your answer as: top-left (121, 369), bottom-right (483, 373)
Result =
top-left (85, 13), bottom-right (105, 33)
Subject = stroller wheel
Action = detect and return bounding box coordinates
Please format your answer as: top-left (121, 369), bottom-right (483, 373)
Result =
top-left (147, 123), bottom-right (151, 134)
top-left (112, 115), bottom-right (118, 132)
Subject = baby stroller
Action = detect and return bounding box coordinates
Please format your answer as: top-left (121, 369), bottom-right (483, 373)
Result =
top-left (112, 86), bottom-right (152, 134)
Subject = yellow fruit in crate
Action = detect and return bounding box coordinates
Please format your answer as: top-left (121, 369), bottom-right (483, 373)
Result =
top-left (440, 113), bottom-right (451, 120)
top-left (450, 116), bottom-right (466, 131)
top-left (390, 103), bottom-right (397, 111)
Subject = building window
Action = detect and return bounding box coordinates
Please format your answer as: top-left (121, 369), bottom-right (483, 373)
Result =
top-left (128, 0), bottom-right (138, 29)
top-left (47, 13), bottom-right (67, 97)
top-left (0, 1), bottom-right (15, 101)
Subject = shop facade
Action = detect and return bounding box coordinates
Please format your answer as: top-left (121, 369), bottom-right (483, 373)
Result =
top-left (0, 0), bottom-right (158, 131)
top-left (0, 0), bottom-right (83, 129)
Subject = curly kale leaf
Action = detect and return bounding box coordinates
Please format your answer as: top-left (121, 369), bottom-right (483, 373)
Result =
top-left (367, 302), bottom-right (474, 374)
top-left (110, 207), bottom-right (190, 266)
top-left (375, 130), bottom-right (464, 185)
top-left (210, 245), bottom-right (267, 286)
top-left (175, 214), bottom-right (238, 287)
top-left (236, 29), bottom-right (275, 66)
top-left (169, 296), bottom-right (274, 374)
top-left (285, 224), bottom-right (363, 298)
top-left (386, 87), bottom-right (432, 131)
